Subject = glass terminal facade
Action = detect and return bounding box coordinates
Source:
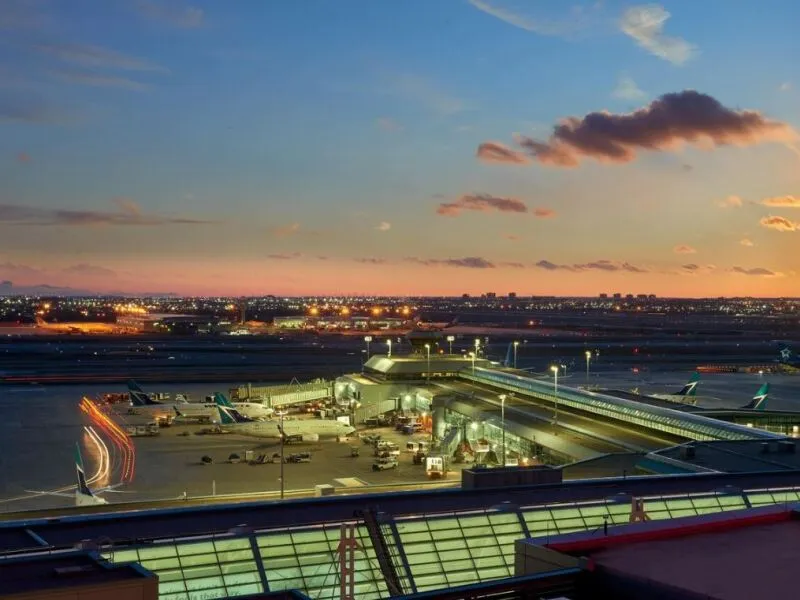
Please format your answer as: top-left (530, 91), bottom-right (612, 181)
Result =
top-left (103, 485), bottom-right (800, 600)
top-left (463, 367), bottom-right (779, 442)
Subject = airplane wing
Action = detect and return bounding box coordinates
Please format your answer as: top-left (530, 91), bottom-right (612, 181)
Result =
top-left (24, 490), bottom-right (74, 498)
top-left (95, 483), bottom-right (131, 493)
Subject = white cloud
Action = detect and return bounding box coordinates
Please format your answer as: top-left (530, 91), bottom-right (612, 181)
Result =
top-left (376, 221), bottom-right (391, 232)
top-left (779, 82), bottom-right (792, 92)
top-left (612, 75), bottom-right (645, 100)
top-left (467, 0), bottom-right (600, 37)
top-left (620, 5), bottom-right (696, 65)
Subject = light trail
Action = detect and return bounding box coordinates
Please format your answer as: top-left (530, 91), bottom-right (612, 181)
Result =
top-left (80, 397), bottom-right (136, 482)
top-left (84, 426), bottom-right (111, 487)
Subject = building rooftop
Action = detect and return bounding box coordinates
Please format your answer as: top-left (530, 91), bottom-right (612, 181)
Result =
top-left (4, 471), bottom-right (800, 599)
top-left (0, 551), bottom-right (154, 595)
top-left (363, 354), bottom-right (493, 376)
top-left (528, 504), bottom-right (800, 600)
top-left (655, 439), bottom-right (800, 473)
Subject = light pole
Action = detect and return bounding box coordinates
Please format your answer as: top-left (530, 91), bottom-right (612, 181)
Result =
top-left (424, 343), bottom-right (431, 381)
top-left (499, 394), bottom-right (506, 467)
top-left (550, 365), bottom-right (559, 429)
top-left (447, 335), bottom-right (455, 355)
top-left (513, 341), bottom-right (519, 369)
top-left (364, 335), bottom-right (372, 359)
top-left (585, 351), bottom-right (591, 384)
top-left (386, 339), bottom-right (392, 358)
top-left (474, 338), bottom-right (480, 358)
top-left (561, 364), bottom-right (567, 377)
top-left (469, 351), bottom-right (476, 375)
top-left (278, 410), bottom-right (286, 499)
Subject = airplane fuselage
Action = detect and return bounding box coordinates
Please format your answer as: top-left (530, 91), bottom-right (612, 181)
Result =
top-left (231, 402), bottom-right (274, 420)
top-left (224, 419), bottom-right (355, 439)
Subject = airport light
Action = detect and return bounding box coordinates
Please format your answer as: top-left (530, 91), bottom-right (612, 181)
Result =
top-left (424, 343), bottom-right (431, 382)
top-left (364, 336), bottom-right (372, 359)
top-left (513, 341), bottom-right (519, 369)
top-left (561, 364), bottom-right (567, 377)
top-left (276, 410), bottom-right (288, 500)
top-left (499, 394), bottom-right (507, 467)
top-left (386, 339), bottom-right (392, 358)
top-left (585, 351), bottom-right (592, 383)
top-left (474, 338), bottom-right (480, 357)
top-left (446, 335), bottom-right (455, 355)
top-left (550, 365), bottom-right (559, 429)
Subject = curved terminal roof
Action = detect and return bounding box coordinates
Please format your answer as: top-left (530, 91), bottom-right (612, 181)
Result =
top-left (364, 355), bottom-right (492, 376)
top-left (466, 367), bottom-right (781, 442)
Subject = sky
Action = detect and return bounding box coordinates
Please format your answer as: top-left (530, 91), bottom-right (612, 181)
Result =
top-left (0, 0), bottom-right (798, 297)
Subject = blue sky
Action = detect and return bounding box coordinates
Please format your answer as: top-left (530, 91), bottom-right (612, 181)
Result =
top-left (0, 0), bottom-right (798, 296)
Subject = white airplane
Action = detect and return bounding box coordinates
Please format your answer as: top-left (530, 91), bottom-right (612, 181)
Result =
top-left (649, 372), bottom-right (701, 405)
top-left (213, 392), bottom-right (274, 420)
top-left (206, 405), bottom-right (355, 440)
top-left (126, 380), bottom-right (215, 421)
top-left (25, 444), bottom-right (126, 507)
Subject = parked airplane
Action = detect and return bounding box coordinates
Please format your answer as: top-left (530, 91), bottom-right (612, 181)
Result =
top-left (741, 382), bottom-right (770, 411)
top-left (25, 444), bottom-right (125, 507)
top-left (649, 372), bottom-right (700, 405)
top-left (205, 405), bottom-right (355, 440)
top-left (34, 316), bottom-right (118, 334)
top-left (127, 380), bottom-right (214, 421)
top-left (213, 392), bottom-right (274, 420)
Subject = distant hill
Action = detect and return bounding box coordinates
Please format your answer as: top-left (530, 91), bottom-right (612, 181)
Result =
top-left (0, 280), bottom-right (176, 297)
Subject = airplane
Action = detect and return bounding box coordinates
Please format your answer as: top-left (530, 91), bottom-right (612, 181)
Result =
top-left (204, 404), bottom-right (356, 440)
top-left (741, 382), bottom-right (770, 411)
top-left (25, 444), bottom-right (126, 507)
top-left (34, 316), bottom-right (118, 334)
top-left (648, 372), bottom-right (700, 405)
top-left (126, 380), bottom-right (215, 421)
top-left (213, 392), bottom-right (274, 420)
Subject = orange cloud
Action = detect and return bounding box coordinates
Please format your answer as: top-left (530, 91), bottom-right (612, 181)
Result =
top-left (535, 259), bottom-right (648, 273)
top-left (740, 238), bottom-right (754, 247)
top-left (476, 141), bottom-right (530, 165)
top-left (760, 215), bottom-right (798, 232)
top-left (732, 266), bottom-right (781, 277)
top-left (533, 207), bottom-right (556, 218)
top-left (406, 256), bottom-right (495, 269)
top-left (270, 223), bottom-right (300, 238)
top-left (673, 244), bottom-right (697, 254)
top-left (437, 194), bottom-right (528, 216)
top-left (761, 195), bottom-right (800, 208)
top-left (680, 264), bottom-right (716, 275)
top-left (480, 91), bottom-right (796, 167)
top-left (718, 195), bottom-right (743, 208)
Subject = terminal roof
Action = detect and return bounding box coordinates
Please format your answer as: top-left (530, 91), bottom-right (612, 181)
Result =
top-left (364, 354), bottom-right (493, 375)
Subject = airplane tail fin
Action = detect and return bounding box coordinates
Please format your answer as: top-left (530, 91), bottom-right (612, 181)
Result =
top-left (214, 392), bottom-right (234, 408)
top-left (216, 405), bottom-right (248, 424)
top-left (127, 380), bottom-right (157, 406)
top-left (75, 444), bottom-right (95, 499)
top-left (503, 343), bottom-right (514, 368)
top-left (675, 372), bottom-right (700, 397)
top-left (743, 383), bottom-right (770, 410)
top-left (35, 316), bottom-right (46, 327)
top-left (778, 345), bottom-right (799, 364)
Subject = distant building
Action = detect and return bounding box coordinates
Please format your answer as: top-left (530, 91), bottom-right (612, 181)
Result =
top-left (508, 292), bottom-right (517, 299)
top-left (599, 293), bottom-right (608, 299)
top-left (273, 316), bottom-right (308, 329)
top-left (613, 293), bottom-right (622, 299)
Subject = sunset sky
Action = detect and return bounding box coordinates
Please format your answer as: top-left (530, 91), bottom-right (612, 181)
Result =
top-left (1, 0), bottom-right (798, 297)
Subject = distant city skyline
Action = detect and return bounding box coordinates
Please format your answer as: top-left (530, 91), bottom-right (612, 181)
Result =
top-left (1, 1), bottom-right (798, 297)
